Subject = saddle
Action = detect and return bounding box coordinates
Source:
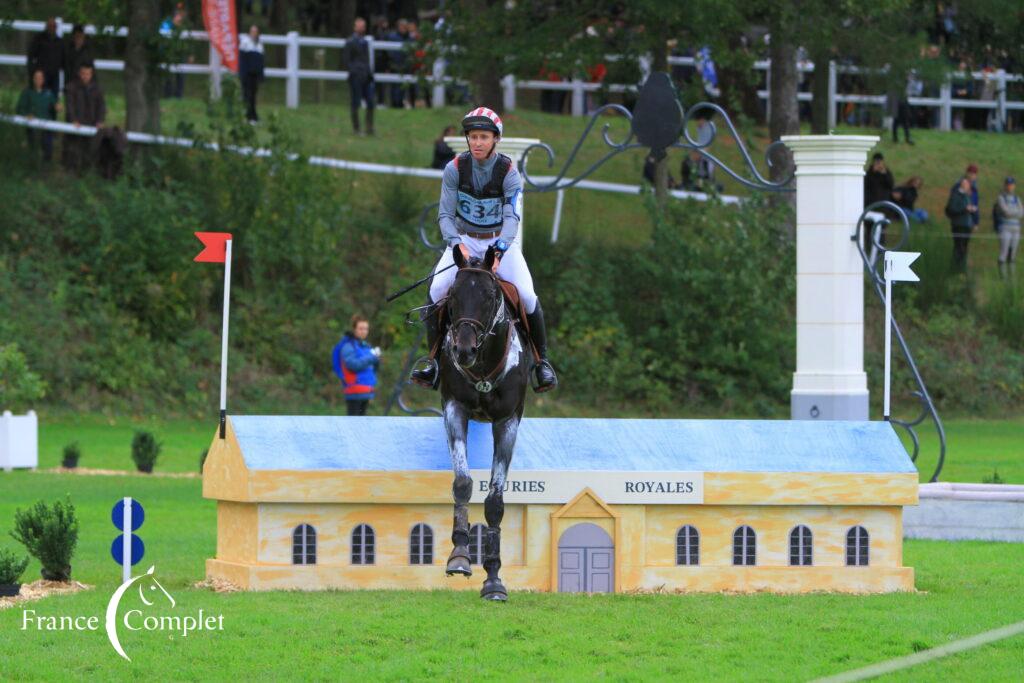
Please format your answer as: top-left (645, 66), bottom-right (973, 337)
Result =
top-left (430, 280), bottom-right (540, 363)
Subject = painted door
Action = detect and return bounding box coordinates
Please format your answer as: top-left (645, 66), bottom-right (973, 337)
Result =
top-left (558, 523), bottom-right (614, 593)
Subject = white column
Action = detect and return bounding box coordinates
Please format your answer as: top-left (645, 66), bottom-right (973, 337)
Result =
top-left (571, 79), bottom-right (584, 116)
top-left (939, 81), bottom-right (952, 131)
top-left (431, 59), bottom-right (446, 108)
top-left (209, 43), bottom-right (222, 100)
top-left (782, 135), bottom-right (879, 421)
top-left (826, 61), bottom-right (837, 130)
top-left (502, 75), bottom-right (516, 112)
top-left (285, 31), bottom-right (300, 109)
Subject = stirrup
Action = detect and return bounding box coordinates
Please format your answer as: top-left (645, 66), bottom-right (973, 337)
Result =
top-left (532, 359), bottom-right (558, 394)
top-left (409, 357), bottom-right (439, 390)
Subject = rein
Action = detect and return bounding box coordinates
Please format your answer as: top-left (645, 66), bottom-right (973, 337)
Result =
top-left (445, 267), bottom-right (515, 393)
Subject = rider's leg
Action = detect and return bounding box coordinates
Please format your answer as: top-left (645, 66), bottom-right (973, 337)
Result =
top-left (410, 250), bottom-right (457, 388)
top-left (496, 248), bottom-right (557, 392)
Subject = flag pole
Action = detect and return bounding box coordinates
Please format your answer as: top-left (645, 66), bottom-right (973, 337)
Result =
top-left (219, 239), bottom-right (232, 439)
top-left (884, 273), bottom-right (892, 421)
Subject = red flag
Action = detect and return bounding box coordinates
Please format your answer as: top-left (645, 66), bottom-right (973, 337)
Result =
top-left (202, 0), bottom-right (239, 73)
top-left (194, 232), bottom-right (232, 263)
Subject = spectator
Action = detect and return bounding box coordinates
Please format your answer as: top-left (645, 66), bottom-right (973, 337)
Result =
top-left (892, 81), bottom-right (913, 144)
top-left (372, 17), bottom-right (390, 108)
top-left (952, 163), bottom-right (981, 230)
top-left (332, 315), bottom-right (380, 416)
top-left (64, 63), bottom-right (106, 172)
top-left (431, 125), bottom-right (456, 169)
top-left (864, 153), bottom-right (895, 206)
top-left (159, 7), bottom-right (190, 99)
top-left (539, 64), bottom-right (567, 114)
top-left (239, 25), bottom-right (265, 124)
top-left (893, 176), bottom-right (928, 222)
top-left (63, 25), bottom-right (94, 88)
top-left (344, 17), bottom-right (375, 136)
top-left (27, 17), bottom-right (63, 94)
top-left (16, 69), bottom-right (61, 162)
top-left (945, 176), bottom-right (976, 271)
top-left (996, 176), bottom-right (1021, 272)
top-left (643, 154), bottom-right (675, 189)
top-left (680, 151), bottom-right (718, 193)
top-left (386, 19), bottom-right (410, 109)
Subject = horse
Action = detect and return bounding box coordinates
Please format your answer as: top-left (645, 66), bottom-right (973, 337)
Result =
top-left (437, 244), bottom-right (529, 601)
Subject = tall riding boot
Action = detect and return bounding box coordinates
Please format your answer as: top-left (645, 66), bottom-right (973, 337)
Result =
top-left (526, 301), bottom-right (558, 393)
top-left (350, 108), bottom-right (361, 136)
top-left (480, 526), bottom-right (507, 601)
top-left (446, 505), bottom-right (472, 576)
top-left (365, 107), bottom-right (375, 136)
top-left (410, 299), bottom-right (442, 389)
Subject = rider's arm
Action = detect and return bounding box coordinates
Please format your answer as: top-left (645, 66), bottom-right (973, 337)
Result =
top-left (437, 161), bottom-right (463, 248)
top-left (500, 164), bottom-right (524, 244)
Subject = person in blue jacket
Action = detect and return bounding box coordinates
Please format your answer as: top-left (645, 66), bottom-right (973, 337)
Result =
top-left (332, 315), bottom-right (380, 416)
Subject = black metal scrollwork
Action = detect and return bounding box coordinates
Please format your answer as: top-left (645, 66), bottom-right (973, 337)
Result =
top-left (853, 201), bottom-right (947, 482)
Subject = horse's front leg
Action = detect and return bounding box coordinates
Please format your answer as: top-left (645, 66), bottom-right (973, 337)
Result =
top-left (480, 415), bottom-right (520, 602)
top-left (443, 400), bottom-right (473, 577)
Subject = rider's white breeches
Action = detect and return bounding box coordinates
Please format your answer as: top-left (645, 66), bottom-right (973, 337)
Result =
top-left (429, 235), bottom-right (538, 313)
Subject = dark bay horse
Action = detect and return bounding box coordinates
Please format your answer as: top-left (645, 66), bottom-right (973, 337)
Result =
top-left (439, 245), bottom-right (529, 601)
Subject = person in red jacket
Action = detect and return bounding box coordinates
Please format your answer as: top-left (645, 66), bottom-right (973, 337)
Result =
top-left (332, 315), bottom-right (381, 416)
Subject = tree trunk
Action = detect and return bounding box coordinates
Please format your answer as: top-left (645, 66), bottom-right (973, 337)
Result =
top-left (810, 47), bottom-right (831, 134)
top-left (650, 32), bottom-right (670, 204)
top-left (270, 0), bottom-right (290, 32)
top-left (471, 63), bottom-right (503, 113)
top-left (336, 0), bottom-right (357, 36)
top-left (768, 34), bottom-right (799, 185)
top-left (125, 0), bottom-right (162, 134)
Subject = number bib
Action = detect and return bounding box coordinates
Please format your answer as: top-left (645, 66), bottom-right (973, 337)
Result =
top-left (457, 191), bottom-right (504, 228)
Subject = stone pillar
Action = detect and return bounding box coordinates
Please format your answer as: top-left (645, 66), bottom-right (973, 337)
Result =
top-left (782, 135), bottom-right (879, 421)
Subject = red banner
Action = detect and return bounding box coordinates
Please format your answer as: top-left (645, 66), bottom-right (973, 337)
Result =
top-left (194, 232), bottom-right (233, 263)
top-left (201, 0), bottom-right (238, 73)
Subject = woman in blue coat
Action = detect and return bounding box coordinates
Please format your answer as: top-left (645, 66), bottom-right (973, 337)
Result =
top-left (332, 315), bottom-right (380, 416)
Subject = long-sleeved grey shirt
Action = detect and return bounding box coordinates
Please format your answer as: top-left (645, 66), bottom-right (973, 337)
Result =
top-left (997, 192), bottom-right (1022, 230)
top-left (437, 153), bottom-right (523, 247)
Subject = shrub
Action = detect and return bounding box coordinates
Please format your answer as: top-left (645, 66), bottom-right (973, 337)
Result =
top-left (0, 343), bottom-right (47, 412)
top-left (10, 498), bottom-right (79, 582)
top-left (0, 547), bottom-right (30, 585)
top-left (131, 431), bottom-right (161, 473)
top-left (61, 442), bottom-right (81, 469)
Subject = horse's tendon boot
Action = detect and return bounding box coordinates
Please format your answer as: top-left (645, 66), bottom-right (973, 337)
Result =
top-left (446, 506), bottom-right (472, 577)
top-left (480, 526), bottom-right (507, 601)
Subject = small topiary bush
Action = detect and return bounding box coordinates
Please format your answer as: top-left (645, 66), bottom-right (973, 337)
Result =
top-left (131, 430), bottom-right (161, 473)
top-left (0, 547), bottom-right (30, 585)
top-left (10, 498), bottom-right (79, 582)
top-left (61, 442), bottom-right (81, 469)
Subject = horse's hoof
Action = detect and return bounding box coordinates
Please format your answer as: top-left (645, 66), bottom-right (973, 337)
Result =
top-left (480, 579), bottom-right (508, 602)
top-left (445, 558), bottom-right (472, 577)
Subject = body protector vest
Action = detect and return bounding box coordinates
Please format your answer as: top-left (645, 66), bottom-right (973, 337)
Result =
top-left (455, 151), bottom-right (513, 229)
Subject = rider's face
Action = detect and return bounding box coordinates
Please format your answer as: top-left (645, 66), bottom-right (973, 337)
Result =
top-left (467, 131), bottom-right (497, 161)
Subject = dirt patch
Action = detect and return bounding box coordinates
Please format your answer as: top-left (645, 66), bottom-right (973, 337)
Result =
top-left (38, 467), bottom-right (200, 479)
top-left (0, 579), bottom-right (93, 610)
top-left (192, 577), bottom-right (242, 593)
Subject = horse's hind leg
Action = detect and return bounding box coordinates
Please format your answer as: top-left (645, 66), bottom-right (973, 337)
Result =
top-left (444, 400), bottom-right (473, 577)
top-left (481, 416), bottom-right (519, 602)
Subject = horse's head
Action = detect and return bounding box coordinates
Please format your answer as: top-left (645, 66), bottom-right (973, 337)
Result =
top-left (448, 245), bottom-right (502, 368)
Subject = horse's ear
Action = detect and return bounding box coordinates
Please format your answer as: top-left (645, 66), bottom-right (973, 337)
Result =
top-left (452, 244), bottom-right (466, 268)
top-left (483, 246), bottom-right (496, 272)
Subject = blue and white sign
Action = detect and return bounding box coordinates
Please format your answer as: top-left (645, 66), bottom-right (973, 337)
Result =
top-left (111, 498), bottom-right (145, 531)
top-left (110, 534), bottom-right (145, 566)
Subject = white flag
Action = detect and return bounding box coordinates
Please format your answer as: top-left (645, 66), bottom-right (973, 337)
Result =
top-left (885, 251), bottom-right (920, 283)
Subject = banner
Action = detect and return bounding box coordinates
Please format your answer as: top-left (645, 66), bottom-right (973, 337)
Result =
top-left (201, 0), bottom-right (238, 73)
top-left (194, 232), bottom-right (233, 263)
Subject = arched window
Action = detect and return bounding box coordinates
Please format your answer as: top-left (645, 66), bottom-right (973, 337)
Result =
top-left (846, 526), bottom-right (869, 566)
top-left (468, 523), bottom-right (486, 565)
top-left (351, 524), bottom-right (375, 565)
top-left (410, 523), bottom-right (434, 565)
top-left (789, 525), bottom-right (813, 566)
top-left (732, 526), bottom-right (756, 566)
top-left (292, 524), bottom-right (316, 565)
top-left (675, 525), bottom-right (700, 566)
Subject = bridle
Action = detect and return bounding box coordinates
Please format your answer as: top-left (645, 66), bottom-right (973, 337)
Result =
top-left (445, 267), bottom-right (514, 393)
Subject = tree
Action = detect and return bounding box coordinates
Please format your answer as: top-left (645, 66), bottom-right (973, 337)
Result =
top-left (124, 0), bottom-right (162, 133)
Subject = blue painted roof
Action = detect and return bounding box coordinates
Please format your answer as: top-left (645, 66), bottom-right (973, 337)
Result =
top-left (229, 416), bottom-right (916, 474)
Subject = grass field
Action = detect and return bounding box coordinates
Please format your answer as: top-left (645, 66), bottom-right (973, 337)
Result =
top-left (34, 412), bottom-right (1024, 484)
top-left (0, 471), bottom-right (1022, 681)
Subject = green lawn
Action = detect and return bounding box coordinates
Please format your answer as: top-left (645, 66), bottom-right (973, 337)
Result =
top-left (33, 412), bottom-right (1024, 484)
top-left (0, 471), bottom-right (1022, 680)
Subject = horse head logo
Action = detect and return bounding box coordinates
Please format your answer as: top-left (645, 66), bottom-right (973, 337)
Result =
top-left (105, 565), bottom-right (175, 661)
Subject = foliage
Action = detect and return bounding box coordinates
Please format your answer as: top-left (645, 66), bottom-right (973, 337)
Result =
top-left (9, 498), bottom-right (79, 582)
top-left (61, 442), bottom-right (81, 469)
top-left (0, 547), bottom-right (30, 585)
top-left (0, 343), bottom-right (47, 412)
top-left (131, 430), bottom-right (161, 472)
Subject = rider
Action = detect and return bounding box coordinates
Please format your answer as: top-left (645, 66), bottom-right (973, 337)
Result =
top-left (410, 106), bottom-right (558, 392)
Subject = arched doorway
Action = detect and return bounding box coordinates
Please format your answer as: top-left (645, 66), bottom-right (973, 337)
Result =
top-left (558, 522), bottom-right (614, 593)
